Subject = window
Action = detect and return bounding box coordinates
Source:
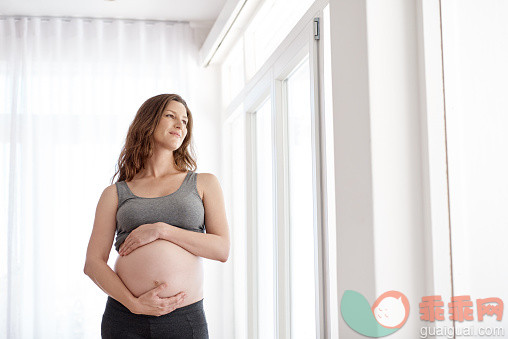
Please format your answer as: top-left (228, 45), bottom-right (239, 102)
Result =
top-left (219, 1), bottom-right (334, 338)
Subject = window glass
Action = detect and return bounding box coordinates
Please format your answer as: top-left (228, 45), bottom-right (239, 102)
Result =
top-left (244, 0), bottom-right (315, 80)
top-left (286, 57), bottom-right (317, 339)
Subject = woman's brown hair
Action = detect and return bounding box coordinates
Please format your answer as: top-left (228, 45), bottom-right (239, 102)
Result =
top-left (111, 94), bottom-right (197, 183)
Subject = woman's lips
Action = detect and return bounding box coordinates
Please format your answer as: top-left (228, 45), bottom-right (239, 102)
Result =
top-left (170, 132), bottom-right (180, 137)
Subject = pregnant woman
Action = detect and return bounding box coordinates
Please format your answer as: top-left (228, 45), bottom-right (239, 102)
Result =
top-left (84, 93), bottom-right (230, 338)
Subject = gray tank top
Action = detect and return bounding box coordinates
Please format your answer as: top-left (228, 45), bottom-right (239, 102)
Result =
top-left (113, 171), bottom-right (205, 252)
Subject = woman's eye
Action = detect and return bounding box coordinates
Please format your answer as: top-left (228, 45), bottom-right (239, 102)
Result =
top-left (166, 114), bottom-right (187, 125)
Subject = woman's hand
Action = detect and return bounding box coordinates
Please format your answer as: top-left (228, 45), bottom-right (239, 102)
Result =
top-left (129, 283), bottom-right (186, 316)
top-left (119, 222), bottom-right (162, 256)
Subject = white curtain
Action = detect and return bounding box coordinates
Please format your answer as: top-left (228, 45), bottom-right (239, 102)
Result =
top-left (0, 16), bottom-right (197, 338)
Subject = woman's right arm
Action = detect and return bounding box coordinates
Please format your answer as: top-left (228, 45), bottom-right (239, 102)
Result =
top-left (83, 184), bottom-right (185, 316)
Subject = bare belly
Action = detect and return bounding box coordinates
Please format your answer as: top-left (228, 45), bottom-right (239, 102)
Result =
top-left (114, 239), bottom-right (203, 307)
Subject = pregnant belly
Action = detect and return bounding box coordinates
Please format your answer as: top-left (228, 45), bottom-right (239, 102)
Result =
top-left (114, 239), bottom-right (203, 307)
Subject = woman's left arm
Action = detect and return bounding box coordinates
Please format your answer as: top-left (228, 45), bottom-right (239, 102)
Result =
top-left (159, 173), bottom-right (230, 262)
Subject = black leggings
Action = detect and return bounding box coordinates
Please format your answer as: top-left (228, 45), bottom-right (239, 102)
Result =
top-left (101, 296), bottom-right (209, 339)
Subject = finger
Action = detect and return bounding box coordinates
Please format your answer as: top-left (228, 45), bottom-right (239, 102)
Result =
top-left (120, 243), bottom-right (130, 255)
top-left (161, 291), bottom-right (185, 300)
top-left (165, 304), bottom-right (179, 314)
top-left (121, 240), bottom-right (136, 255)
top-left (123, 235), bottom-right (131, 246)
top-left (163, 299), bottom-right (182, 312)
top-left (119, 239), bottom-right (130, 253)
top-left (157, 304), bottom-right (177, 316)
top-left (163, 292), bottom-right (186, 307)
top-left (123, 242), bottom-right (138, 255)
top-left (151, 283), bottom-right (167, 296)
top-left (119, 244), bottom-right (126, 255)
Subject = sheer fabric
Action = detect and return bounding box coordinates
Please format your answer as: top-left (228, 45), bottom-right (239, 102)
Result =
top-left (0, 17), bottom-right (196, 338)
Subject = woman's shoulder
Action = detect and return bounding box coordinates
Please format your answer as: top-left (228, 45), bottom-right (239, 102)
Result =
top-left (104, 182), bottom-right (119, 193)
top-left (95, 183), bottom-right (119, 209)
top-left (195, 172), bottom-right (218, 183)
top-left (196, 172), bottom-right (222, 192)
top-left (195, 173), bottom-right (221, 199)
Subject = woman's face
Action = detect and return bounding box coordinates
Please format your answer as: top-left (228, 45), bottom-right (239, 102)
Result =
top-left (152, 100), bottom-right (189, 152)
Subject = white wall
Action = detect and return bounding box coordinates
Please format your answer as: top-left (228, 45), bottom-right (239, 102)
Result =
top-left (441, 0), bottom-right (508, 335)
top-left (329, 0), bottom-right (429, 337)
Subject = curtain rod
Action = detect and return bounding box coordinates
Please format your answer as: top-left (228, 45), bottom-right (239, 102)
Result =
top-left (0, 15), bottom-right (188, 25)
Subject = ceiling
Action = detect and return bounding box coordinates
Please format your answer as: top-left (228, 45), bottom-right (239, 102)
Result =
top-left (0, 0), bottom-right (227, 22)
